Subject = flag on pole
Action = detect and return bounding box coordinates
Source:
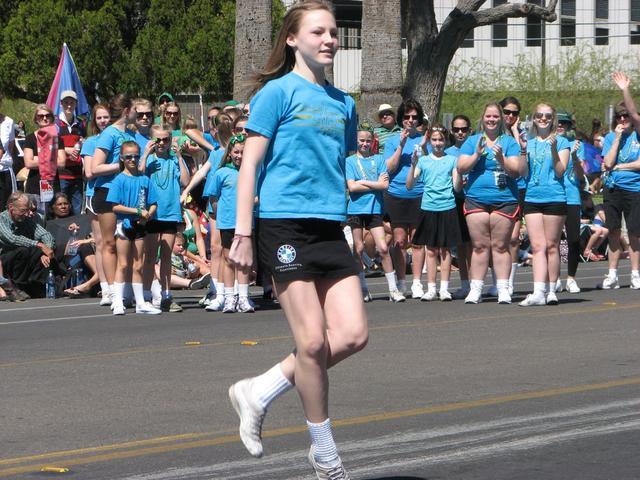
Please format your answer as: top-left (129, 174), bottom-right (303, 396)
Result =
top-left (46, 43), bottom-right (90, 118)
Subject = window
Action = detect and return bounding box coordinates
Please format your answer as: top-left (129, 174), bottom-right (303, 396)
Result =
top-left (527, 0), bottom-right (542, 46)
top-left (631, 0), bottom-right (640, 44)
top-left (595, 0), bottom-right (609, 45)
top-left (492, 0), bottom-right (508, 47)
top-left (595, 27), bottom-right (609, 45)
top-left (560, 0), bottom-right (576, 46)
top-left (595, 0), bottom-right (608, 19)
top-left (462, 29), bottom-right (474, 48)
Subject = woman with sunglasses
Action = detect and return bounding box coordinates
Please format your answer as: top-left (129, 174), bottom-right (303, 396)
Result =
top-left (162, 102), bottom-right (182, 139)
top-left (384, 98), bottom-right (428, 298)
top-left (133, 98), bottom-right (154, 153)
top-left (458, 103), bottom-right (524, 305)
top-left (22, 105), bottom-right (65, 200)
top-left (519, 104), bottom-right (570, 306)
top-left (500, 97), bottom-right (528, 296)
top-left (598, 71), bottom-right (640, 290)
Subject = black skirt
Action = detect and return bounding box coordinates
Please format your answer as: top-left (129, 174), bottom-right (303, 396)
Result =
top-left (412, 207), bottom-right (461, 248)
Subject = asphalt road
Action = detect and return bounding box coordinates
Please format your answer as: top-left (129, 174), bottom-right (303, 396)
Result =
top-left (1, 260), bottom-right (639, 479)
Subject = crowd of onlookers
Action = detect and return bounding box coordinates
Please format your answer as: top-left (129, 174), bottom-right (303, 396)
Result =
top-left (0, 72), bottom-right (638, 309)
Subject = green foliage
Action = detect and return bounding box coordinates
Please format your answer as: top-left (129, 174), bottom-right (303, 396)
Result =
top-left (0, 98), bottom-right (37, 130)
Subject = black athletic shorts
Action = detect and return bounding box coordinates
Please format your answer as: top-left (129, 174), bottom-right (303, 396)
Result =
top-left (257, 218), bottom-right (357, 283)
top-left (603, 187), bottom-right (640, 235)
top-left (383, 193), bottom-right (421, 227)
top-left (146, 220), bottom-right (179, 234)
top-left (116, 219), bottom-right (147, 241)
top-left (92, 187), bottom-right (113, 214)
top-left (523, 202), bottom-right (567, 216)
top-left (455, 196), bottom-right (471, 243)
top-left (464, 198), bottom-right (520, 220)
top-left (347, 214), bottom-right (384, 230)
top-left (220, 229), bottom-right (235, 249)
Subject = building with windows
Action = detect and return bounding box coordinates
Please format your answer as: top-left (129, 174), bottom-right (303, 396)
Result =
top-left (327, 0), bottom-right (640, 93)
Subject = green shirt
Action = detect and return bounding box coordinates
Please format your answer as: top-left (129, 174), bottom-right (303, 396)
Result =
top-left (374, 125), bottom-right (402, 154)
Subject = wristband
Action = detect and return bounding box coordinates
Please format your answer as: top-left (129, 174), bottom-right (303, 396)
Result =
top-left (233, 233), bottom-right (251, 242)
top-left (136, 207), bottom-right (142, 217)
top-left (520, 150), bottom-right (527, 155)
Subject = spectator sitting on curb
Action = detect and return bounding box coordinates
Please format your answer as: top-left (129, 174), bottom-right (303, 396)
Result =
top-left (0, 191), bottom-right (61, 298)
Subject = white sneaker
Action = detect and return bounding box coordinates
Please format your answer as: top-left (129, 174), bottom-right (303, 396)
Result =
top-left (236, 296), bottom-right (255, 313)
top-left (421, 289), bottom-right (437, 301)
top-left (362, 290), bottom-right (373, 303)
top-left (598, 275), bottom-right (620, 289)
top-left (508, 285), bottom-right (514, 296)
top-left (565, 278), bottom-right (581, 293)
top-left (546, 291), bottom-right (559, 305)
top-left (464, 289), bottom-right (482, 304)
top-left (555, 279), bottom-right (563, 293)
top-left (205, 296), bottom-right (224, 311)
top-left (222, 296), bottom-right (237, 313)
top-left (439, 289), bottom-right (452, 302)
top-left (151, 296), bottom-right (162, 308)
top-left (452, 287), bottom-right (470, 300)
top-left (308, 446), bottom-right (351, 480)
top-left (112, 304), bottom-right (125, 315)
top-left (99, 294), bottom-right (112, 306)
top-left (411, 283), bottom-right (424, 299)
top-left (630, 275), bottom-right (640, 290)
top-left (497, 289), bottom-right (511, 304)
top-left (228, 379), bottom-right (266, 458)
top-left (135, 302), bottom-right (162, 315)
top-left (519, 293), bottom-right (546, 306)
top-left (486, 285), bottom-right (498, 297)
top-left (388, 289), bottom-right (406, 302)
top-left (199, 292), bottom-right (215, 306)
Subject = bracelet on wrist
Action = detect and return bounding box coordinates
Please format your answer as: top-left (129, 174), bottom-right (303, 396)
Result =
top-left (233, 233), bottom-right (251, 241)
top-left (136, 207), bottom-right (142, 217)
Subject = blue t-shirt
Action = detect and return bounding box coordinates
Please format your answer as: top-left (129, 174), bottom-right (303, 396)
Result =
top-left (202, 149), bottom-right (225, 198)
top-left (564, 140), bottom-right (584, 206)
top-left (524, 136), bottom-right (570, 203)
top-left (106, 173), bottom-right (157, 222)
top-left (94, 125), bottom-right (136, 189)
top-left (145, 154), bottom-right (184, 222)
top-left (444, 145), bottom-right (461, 158)
top-left (602, 130), bottom-right (640, 192)
top-left (460, 133), bottom-right (520, 203)
top-left (80, 135), bottom-right (99, 197)
top-left (345, 153), bottom-right (387, 215)
top-left (246, 71), bottom-right (357, 221)
top-left (384, 133), bottom-right (424, 198)
top-left (209, 164), bottom-right (239, 230)
top-left (416, 154), bottom-right (457, 212)
top-left (203, 132), bottom-right (220, 152)
top-left (135, 132), bottom-right (151, 155)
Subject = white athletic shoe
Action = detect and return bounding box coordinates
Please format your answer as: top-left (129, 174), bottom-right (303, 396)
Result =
top-left (452, 287), bottom-right (470, 300)
top-left (555, 279), bottom-right (563, 293)
top-left (546, 292), bottom-right (559, 305)
top-left (222, 296), bottom-right (237, 313)
top-left (135, 302), bottom-right (162, 315)
top-left (598, 275), bottom-right (620, 290)
top-left (308, 446), bottom-right (351, 480)
top-left (508, 285), bottom-right (514, 296)
top-left (388, 289), bottom-right (406, 302)
top-left (497, 289), bottom-right (511, 304)
top-left (112, 304), bottom-right (125, 315)
top-left (411, 283), bottom-right (425, 299)
top-left (565, 278), bottom-right (581, 293)
top-left (205, 297), bottom-right (224, 312)
top-left (439, 289), bottom-right (452, 302)
top-left (99, 293), bottom-right (112, 306)
top-left (199, 292), bottom-right (215, 306)
top-left (228, 379), bottom-right (266, 458)
top-left (486, 285), bottom-right (498, 297)
top-left (421, 289), bottom-right (437, 301)
top-left (519, 293), bottom-right (546, 306)
top-left (630, 274), bottom-right (640, 290)
top-left (236, 296), bottom-right (255, 313)
top-left (151, 296), bottom-right (162, 308)
top-left (464, 289), bottom-right (483, 304)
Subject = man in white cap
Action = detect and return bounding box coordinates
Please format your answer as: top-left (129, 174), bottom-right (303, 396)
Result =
top-left (56, 90), bottom-right (86, 215)
top-left (0, 94), bottom-right (16, 211)
top-left (373, 103), bottom-right (401, 154)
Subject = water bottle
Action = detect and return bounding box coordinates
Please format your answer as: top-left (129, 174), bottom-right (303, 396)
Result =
top-left (187, 262), bottom-right (197, 275)
top-left (46, 270), bottom-right (56, 299)
top-left (137, 187), bottom-right (146, 210)
top-left (67, 229), bottom-right (79, 256)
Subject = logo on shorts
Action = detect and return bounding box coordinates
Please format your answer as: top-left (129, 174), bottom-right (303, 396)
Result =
top-left (277, 244), bottom-right (296, 264)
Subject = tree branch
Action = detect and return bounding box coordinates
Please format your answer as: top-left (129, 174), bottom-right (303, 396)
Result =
top-left (472, 0), bottom-right (558, 26)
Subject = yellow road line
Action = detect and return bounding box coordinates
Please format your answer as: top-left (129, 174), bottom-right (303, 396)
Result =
top-left (1, 301), bottom-right (637, 370)
top-left (1, 375), bottom-right (639, 477)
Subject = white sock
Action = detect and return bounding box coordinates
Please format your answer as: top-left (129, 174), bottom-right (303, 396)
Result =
top-left (358, 271), bottom-right (368, 291)
top-left (412, 278), bottom-right (422, 287)
top-left (100, 282), bottom-right (110, 297)
top-left (151, 279), bottom-right (162, 300)
top-left (252, 364), bottom-right (293, 410)
top-left (533, 281), bottom-right (546, 295)
top-left (440, 281), bottom-right (449, 292)
top-left (385, 271), bottom-right (397, 292)
top-left (509, 263), bottom-right (518, 288)
top-left (307, 418), bottom-right (339, 467)
top-left (224, 287), bottom-right (234, 299)
top-left (632, 270), bottom-right (640, 277)
top-left (548, 281), bottom-right (557, 293)
top-left (113, 282), bottom-right (125, 307)
top-left (609, 269), bottom-right (618, 278)
top-left (427, 282), bottom-right (436, 292)
top-left (460, 279), bottom-right (470, 290)
top-left (238, 283), bottom-right (249, 298)
top-left (132, 283), bottom-right (146, 306)
top-left (470, 279), bottom-right (484, 291)
top-left (234, 279), bottom-right (239, 295)
top-left (496, 279), bottom-right (509, 292)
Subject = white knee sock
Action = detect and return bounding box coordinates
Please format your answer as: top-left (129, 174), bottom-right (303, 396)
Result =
top-left (385, 271), bottom-right (397, 292)
top-left (132, 283), bottom-right (146, 306)
top-left (113, 282), bottom-right (125, 307)
top-left (252, 364), bottom-right (293, 410)
top-left (509, 263), bottom-right (518, 288)
top-left (307, 418), bottom-right (339, 467)
top-left (238, 283), bottom-right (249, 299)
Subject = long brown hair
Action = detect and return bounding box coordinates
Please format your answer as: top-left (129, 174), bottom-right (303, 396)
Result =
top-left (88, 103), bottom-right (110, 136)
top-left (249, 0), bottom-right (334, 96)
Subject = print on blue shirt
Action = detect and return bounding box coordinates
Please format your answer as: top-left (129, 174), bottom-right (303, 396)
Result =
top-left (524, 135), bottom-right (570, 203)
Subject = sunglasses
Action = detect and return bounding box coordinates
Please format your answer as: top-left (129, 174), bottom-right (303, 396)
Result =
top-left (154, 137), bottom-right (171, 144)
top-left (380, 111), bottom-right (394, 117)
top-left (121, 154), bottom-right (140, 161)
top-left (229, 133), bottom-right (246, 145)
top-left (36, 113), bottom-right (53, 120)
top-left (534, 112), bottom-right (553, 120)
top-left (616, 113), bottom-right (630, 120)
top-left (451, 126), bottom-right (469, 133)
top-left (430, 127), bottom-right (446, 133)
top-left (165, 111), bottom-right (179, 116)
top-left (403, 114), bottom-right (418, 120)
top-left (136, 111), bottom-right (153, 119)
top-left (503, 109), bottom-right (520, 117)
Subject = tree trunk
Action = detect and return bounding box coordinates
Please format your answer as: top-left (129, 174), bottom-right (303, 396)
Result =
top-left (359, 0), bottom-right (403, 124)
top-left (233, 0), bottom-right (272, 101)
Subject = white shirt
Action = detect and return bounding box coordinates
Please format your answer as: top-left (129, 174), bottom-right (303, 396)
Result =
top-left (0, 115), bottom-right (15, 171)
